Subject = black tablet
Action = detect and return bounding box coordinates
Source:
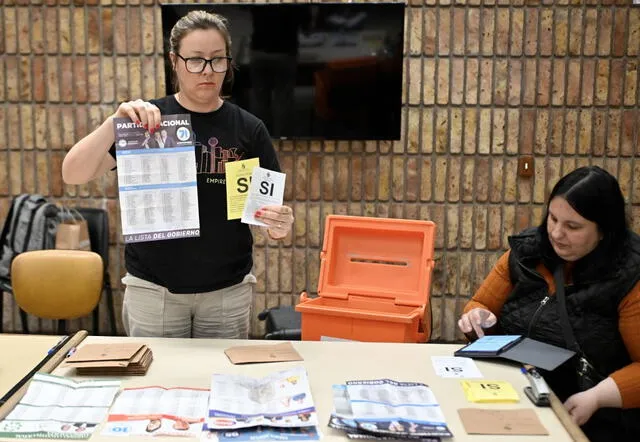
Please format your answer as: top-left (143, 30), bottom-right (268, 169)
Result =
top-left (454, 335), bottom-right (524, 358)
top-left (454, 335), bottom-right (576, 371)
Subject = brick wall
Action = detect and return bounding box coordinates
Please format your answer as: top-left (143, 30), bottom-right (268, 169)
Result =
top-left (1, 1), bottom-right (638, 340)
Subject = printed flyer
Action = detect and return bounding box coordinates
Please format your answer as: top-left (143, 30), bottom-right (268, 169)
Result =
top-left (114, 114), bottom-right (200, 243)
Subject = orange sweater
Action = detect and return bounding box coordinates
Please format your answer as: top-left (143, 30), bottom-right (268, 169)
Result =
top-left (464, 250), bottom-right (640, 408)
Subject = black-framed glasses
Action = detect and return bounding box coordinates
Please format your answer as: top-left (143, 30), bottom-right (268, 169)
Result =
top-left (176, 54), bottom-right (232, 73)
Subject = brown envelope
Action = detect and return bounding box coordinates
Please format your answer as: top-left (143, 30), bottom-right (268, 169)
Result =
top-left (224, 342), bottom-right (303, 364)
top-left (75, 351), bottom-right (153, 376)
top-left (65, 343), bottom-right (146, 368)
top-left (458, 408), bottom-right (549, 435)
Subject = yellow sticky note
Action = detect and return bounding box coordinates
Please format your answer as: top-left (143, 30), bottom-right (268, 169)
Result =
top-left (461, 380), bottom-right (520, 403)
top-left (225, 158), bottom-right (260, 220)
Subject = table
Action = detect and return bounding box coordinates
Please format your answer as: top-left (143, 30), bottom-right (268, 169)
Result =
top-left (3, 335), bottom-right (581, 441)
top-left (0, 334), bottom-right (61, 400)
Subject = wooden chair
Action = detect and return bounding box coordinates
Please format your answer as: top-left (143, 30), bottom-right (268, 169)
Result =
top-left (11, 250), bottom-right (103, 334)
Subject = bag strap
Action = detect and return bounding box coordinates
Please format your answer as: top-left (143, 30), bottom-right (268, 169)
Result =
top-left (0, 198), bottom-right (17, 259)
top-left (21, 199), bottom-right (47, 253)
top-left (554, 264), bottom-right (606, 383)
top-left (68, 208), bottom-right (85, 221)
top-left (9, 195), bottom-right (31, 251)
top-left (553, 265), bottom-right (583, 354)
top-left (58, 205), bottom-right (85, 222)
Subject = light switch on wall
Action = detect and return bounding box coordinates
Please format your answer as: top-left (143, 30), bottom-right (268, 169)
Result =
top-left (518, 156), bottom-right (534, 178)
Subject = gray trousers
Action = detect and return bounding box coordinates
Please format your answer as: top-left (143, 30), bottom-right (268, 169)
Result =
top-left (121, 273), bottom-right (255, 339)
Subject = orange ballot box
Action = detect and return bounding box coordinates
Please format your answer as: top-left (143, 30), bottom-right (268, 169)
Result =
top-left (296, 215), bottom-right (436, 343)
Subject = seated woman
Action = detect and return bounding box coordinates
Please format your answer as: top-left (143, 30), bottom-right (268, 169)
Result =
top-left (458, 166), bottom-right (640, 441)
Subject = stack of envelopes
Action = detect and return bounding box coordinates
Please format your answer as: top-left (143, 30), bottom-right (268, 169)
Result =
top-left (64, 343), bottom-right (153, 375)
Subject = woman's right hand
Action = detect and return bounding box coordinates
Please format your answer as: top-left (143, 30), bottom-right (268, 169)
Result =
top-left (457, 308), bottom-right (497, 338)
top-left (112, 99), bottom-right (162, 133)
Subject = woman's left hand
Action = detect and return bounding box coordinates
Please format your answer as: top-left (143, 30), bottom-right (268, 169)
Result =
top-left (564, 389), bottom-right (600, 426)
top-left (255, 205), bottom-right (294, 240)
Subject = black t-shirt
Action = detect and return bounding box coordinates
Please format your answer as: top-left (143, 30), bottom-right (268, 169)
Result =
top-left (109, 96), bottom-right (280, 293)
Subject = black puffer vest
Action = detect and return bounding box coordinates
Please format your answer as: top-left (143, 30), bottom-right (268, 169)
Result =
top-left (499, 228), bottom-right (640, 441)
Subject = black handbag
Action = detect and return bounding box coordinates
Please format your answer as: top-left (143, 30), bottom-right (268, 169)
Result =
top-left (553, 265), bottom-right (605, 391)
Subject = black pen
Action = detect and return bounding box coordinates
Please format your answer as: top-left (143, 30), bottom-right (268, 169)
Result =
top-left (0, 335), bottom-right (71, 406)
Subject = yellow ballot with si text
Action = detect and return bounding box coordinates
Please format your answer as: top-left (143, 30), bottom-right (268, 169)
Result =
top-left (225, 158), bottom-right (260, 220)
top-left (461, 380), bottom-right (520, 403)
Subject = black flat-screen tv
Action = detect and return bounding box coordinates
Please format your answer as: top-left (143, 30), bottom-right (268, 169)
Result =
top-left (161, 3), bottom-right (405, 141)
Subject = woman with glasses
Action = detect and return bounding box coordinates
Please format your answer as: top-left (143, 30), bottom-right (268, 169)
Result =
top-left (61, 11), bottom-right (294, 339)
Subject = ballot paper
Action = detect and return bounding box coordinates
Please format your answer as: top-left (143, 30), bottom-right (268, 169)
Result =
top-left (342, 379), bottom-right (453, 439)
top-left (225, 158), bottom-right (260, 220)
top-left (200, 424), bottom-right (320, 442)
top-left (114, 114), bottom-right (200, 243)
top-left (328, 385), bottom-right (443, 441)
top-left (0, 373), bottom-right (120, 440)
top-left (241, 167), bottom-right (286, 227)
top-left (461, 380), bottom-right (520, 403)
top-left (208, 366), bottom-right (317, 430)
top-left (101, 386), bottom-right (209, 438)
top-left (431, 356), bottom-right (483, 379)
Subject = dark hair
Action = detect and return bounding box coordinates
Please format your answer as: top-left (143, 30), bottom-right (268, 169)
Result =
top-left (168, 10), bottom-right (235, 96)
top-left (538, 166), bottom-right (628, 271)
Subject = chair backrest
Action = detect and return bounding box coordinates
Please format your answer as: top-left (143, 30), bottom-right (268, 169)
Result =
top-left (74, 207), bottom-right (109, 269)
top-left (11, 250), bottom-right (103, 320)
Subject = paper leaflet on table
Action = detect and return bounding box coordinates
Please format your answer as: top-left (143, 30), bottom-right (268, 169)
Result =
top-left (101, 386), bottom-right (209, 437)
top-left (327, 385), bottom-right (441, 441)
top-left (329, 382), bottom-right (451, 440)
top-left (208, 366), bottom-right (317, 430)
top-left (344, 379), bottom-right (452, 439)
top-left (240, 167), bottom-right (286, 227)
top-left (113, 114), bottom-right (200, 243)
top-left (200, 423), bottom-right (320, 442)
top-left (0, 373), bottom-right (120, 440)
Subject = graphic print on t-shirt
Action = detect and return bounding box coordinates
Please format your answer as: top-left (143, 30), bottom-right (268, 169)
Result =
top-left (196, 136), bottom-right (246, 185)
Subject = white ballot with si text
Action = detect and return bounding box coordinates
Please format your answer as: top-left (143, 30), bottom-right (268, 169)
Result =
top-left (431, 356), bottom-right (483, 379)
top-left (241, 167), bottom-right (286, 227)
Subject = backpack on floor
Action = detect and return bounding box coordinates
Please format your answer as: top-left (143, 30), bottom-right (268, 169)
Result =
top-left (0, 194), bottom-right (60, 279)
